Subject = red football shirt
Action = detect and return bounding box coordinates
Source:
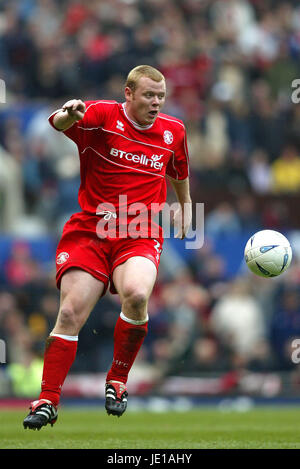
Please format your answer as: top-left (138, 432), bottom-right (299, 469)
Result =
top-left (49, 100), bottom-right (189, 237)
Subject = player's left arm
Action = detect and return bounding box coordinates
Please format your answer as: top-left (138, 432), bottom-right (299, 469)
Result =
top-left (165, 122), bottom-right (191, 239)
top-left (167, 176), bottom-right (192, 239)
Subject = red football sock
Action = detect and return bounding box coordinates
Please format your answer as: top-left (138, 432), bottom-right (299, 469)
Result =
top-left (39, 334), bottom-right (78, 407)
top-left (106, 313), bottom-right (148, 384)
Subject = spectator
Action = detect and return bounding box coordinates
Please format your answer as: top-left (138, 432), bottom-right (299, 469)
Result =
top-left (6, 341), bottom-right (43, 397)
top-left (4, 241), bottom-right (42, 288)
top-left (247, 148), bottom-right (273, 194)
top-left (209, 278), bottom-right (270, 369)
top-left (269, 287), bottom-right (300, 370)
top-left (205, 201), bottom-right (241, 238)
top-left (235, 193), bottom-right (261, 232)
top-left (271, 143), bottom-right (300, 193)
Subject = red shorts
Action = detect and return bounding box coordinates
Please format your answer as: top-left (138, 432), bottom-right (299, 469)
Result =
top-left (55, 212), bottom-right (163, 295)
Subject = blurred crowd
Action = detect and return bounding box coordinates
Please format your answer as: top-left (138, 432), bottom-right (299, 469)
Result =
top-left (1, 0), bottom-right (300, 396)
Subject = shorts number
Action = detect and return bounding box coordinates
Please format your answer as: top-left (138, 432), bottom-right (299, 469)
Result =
top-left (153, 239), bottom-right (162, 261)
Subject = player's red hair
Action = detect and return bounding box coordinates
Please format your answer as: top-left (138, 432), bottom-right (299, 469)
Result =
top-left (125, 65), bottom-right (165, 91)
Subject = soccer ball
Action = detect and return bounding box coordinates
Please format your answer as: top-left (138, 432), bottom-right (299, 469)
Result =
top-left (244, 230), bottom-right (292, 278)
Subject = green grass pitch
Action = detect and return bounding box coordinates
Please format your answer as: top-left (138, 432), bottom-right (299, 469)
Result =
top-left (1, 407), bottom-right (300, 449)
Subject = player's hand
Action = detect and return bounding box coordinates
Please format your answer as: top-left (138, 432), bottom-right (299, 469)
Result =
top-left (62, 99), bottom-right (86, 121)
top-left (173, 202), bottom-right (192, 240)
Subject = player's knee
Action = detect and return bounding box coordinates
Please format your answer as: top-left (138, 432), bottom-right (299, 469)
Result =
top-left (57, 306), bottom-right (79, 331)
top-left (122, 288), bottom-right (148, 315)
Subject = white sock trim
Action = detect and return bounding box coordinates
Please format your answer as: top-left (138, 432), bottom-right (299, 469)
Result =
top-left (120, 311), bottom-right (148, 325)
top-left (50, 333), bottom-right (78, 341)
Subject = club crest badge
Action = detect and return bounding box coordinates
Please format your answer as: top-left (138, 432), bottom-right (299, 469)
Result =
top-left (163, 130), bottom-right (173, 144)
top-left (56, 252), bottom-right (69, 264)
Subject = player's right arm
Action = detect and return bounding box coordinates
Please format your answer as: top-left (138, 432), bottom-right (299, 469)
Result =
top-left (52, 99), bottom-right (86, 131)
